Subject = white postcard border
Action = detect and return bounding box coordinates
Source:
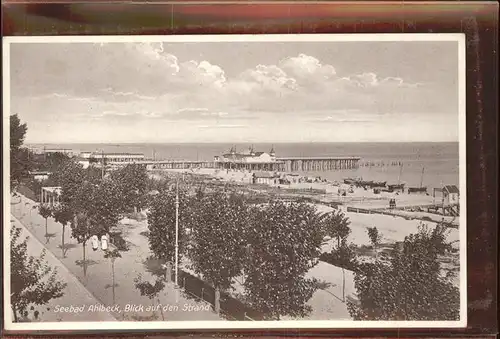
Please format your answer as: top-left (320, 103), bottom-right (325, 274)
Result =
top-left (3, 33), bottom-right (467, 331)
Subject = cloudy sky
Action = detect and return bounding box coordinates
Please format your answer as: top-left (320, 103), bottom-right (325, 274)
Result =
top-left (8, 39), bottom-right (460, 143)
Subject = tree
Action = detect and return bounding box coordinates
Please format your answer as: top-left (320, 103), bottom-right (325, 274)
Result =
top-left (52, 203), bottom-right (73, 258)
top-left (367, 226), bottom-right (383, 259)
top-left (10, 114), bottom-right (30, 192)
top-left (133, 275), bottom-right (165, 320)
top-left (70, 180), bottom-right (121, 275)
top-left (50, 161), bottom-right (89, 268)
top-left (86, 179), bottom-right (122, 234)
top-left (38, 204), bottom-right (53, 243)
top-left (71, 213), bottom-right (92, 276)
top-left (10, 225), bottom-right (67, 322)
top-left (324, 209), bottom-right (351, 249)
top-left (320, 240), bottom-right (358, 302)
top-left (52, 160), bottom-right (86, 207)
top-left (189, 191), bottom-right (248, 292)
top-left (104, 249), bottom-right (122, 304)
top-left (53, 160), bottom-right (123, 273)
top-left (321, 209), bottom-right (354, 301)
top-left (37, 152), bottom-right (71, 173)
top-left (244, 201), bottom-right (325, 320)
top-left (147, 188), bottom-right (191, 264)
top-left (10, 114), bottom-right (27, 150)
top-left (110, 164), bottom-right (148, 213)
top-left (347, 223), bottom-right (459, 320)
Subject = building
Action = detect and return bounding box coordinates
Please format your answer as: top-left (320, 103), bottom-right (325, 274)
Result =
top-left (433, 185), bottom-right (460, 205)
top-left (78, 152), bottom-right (145, 167)
top-left (87, 152), bottom-right (145, 163)
top-left (214, 146), bottom-right (283, 171)
top-left (79, 151), bottom-right (93, 159)
top-left (41, 187), bottom-right (61, 206)
top-left (29, 171), bottom-right (50, 182)
top-left (252, 171), bottom-right (280, 185)
top-left (44, 148), bottom-right (75, 156)
top-left (75, 156), bottom-right (91, 169)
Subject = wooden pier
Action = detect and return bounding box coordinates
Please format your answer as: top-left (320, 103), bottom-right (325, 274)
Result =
top-left (111, 156), bottom-right (361, 172)
top-left (108, 160), bottom-right (216, 170)
top-left (277, 157), bottom-right (360, 172)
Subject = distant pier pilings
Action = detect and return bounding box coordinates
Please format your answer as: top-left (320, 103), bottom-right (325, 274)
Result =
top-left (277, 157), bottom-right (361, 172)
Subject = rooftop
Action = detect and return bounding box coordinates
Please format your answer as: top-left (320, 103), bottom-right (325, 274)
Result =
top-left (42, 187), bottom-right (62, 194)
top-left (444, 185), bottom-right (460, 194)
top-left (29, 171), bottom-right (51, 175)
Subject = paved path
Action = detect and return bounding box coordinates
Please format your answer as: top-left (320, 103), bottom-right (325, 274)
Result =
top-left (9, 215), bottom-right (117, 322)
top-left (10, 194), bottom-right (221, 322)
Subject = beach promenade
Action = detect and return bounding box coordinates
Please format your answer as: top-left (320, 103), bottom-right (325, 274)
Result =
top-left (9, 215), bottom-right (116, 322)
top-left (9, 194), bottom-right (222, 322)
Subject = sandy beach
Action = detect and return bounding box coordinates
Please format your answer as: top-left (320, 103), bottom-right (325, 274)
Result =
top-left (151, 167), bottom-right (461, 287)
top-left (151, 167), bottom-right (452, 212)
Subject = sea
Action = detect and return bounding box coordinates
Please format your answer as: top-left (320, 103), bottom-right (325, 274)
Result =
top-left (29, 142), bottom-right (459, 192)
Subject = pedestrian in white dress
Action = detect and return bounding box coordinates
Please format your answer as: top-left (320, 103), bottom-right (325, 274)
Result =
top-left (101, 234), bottom-right (108, 251)
top-left (91, 235), bottom-right (99, 251)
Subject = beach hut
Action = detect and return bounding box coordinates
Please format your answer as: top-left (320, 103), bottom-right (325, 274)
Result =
top-left (433, 185), bottom-right (460, 205)
top-left (252, 171), bottom-right (279, 185)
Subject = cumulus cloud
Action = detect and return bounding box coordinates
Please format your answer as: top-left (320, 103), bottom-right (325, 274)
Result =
top-left (239, 64), bottom-right (297, 92)
top-left (12, 43), bottom-right (442, 136)
top-left (180, 60), bottom-right (226, 88)
top-left (131, 42), bottom-right (180, 75)
top-left (280, 53), bottom-right (336, 80)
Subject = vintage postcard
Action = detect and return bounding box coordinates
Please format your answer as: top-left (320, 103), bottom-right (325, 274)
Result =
top-left (3, 34), bottom-right (466, 331)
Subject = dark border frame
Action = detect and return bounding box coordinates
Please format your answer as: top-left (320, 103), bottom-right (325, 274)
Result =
top-left (1, 1), bottom-right (498, 337)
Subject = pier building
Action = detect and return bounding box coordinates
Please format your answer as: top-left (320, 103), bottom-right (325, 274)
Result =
top-left (78, 152), bottom-right (146, 168)
top-left (213, 146), bottom-right (284, 171)
top-left (213, 146), bottom-right (361, 171)
top-left (80, 152), bottom-right (145, 163)
top-left (104, 146), bottom-right (361, 172)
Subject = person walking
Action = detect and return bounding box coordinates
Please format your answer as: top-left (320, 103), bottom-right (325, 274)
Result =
top-left (91, 235), bottom-right (99, 251)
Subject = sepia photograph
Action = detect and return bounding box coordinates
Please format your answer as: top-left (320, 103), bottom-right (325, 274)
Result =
top-left (3, 34), bottom-right (466, 331)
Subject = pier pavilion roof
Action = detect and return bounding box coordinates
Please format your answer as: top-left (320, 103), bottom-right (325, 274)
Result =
top-left (221, 153), bottom-right (249, 160)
